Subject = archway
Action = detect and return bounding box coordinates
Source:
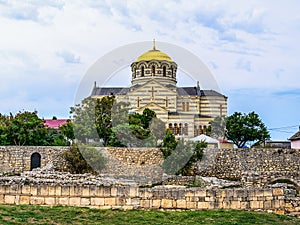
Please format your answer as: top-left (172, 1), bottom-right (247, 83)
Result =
top-left (30, 152), bottom-right (41, 170)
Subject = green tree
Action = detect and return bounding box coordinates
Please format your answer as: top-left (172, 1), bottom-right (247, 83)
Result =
top-left (162, 140), bottom-right (207, 175)
top-left (70, 98), bottom-right (100, 144)
top-left (226, 111), bottom-right (270, 148)
top-left (59, 119), bottom-right (75, 142)
top-left (0, 114), bottom-right (9, 145)
top-left (95, 95), bottom-right (116, 146)
top-left (209, 116), bottom-right (226, 139)
top-left (6, 111), bottom-right (48, 146)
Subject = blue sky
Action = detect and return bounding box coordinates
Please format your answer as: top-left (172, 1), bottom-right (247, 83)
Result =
top-left (0, 0), bottom-right (299, 140)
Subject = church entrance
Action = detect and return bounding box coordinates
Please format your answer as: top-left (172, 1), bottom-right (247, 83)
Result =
top-left (30, 152), bottom-right (41, 170)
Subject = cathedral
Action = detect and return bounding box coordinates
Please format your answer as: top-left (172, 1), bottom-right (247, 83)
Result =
top-left (91, 42), bottom-right (227, 138)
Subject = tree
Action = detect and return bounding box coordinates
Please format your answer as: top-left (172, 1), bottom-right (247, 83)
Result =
top-left (209, 116), bottom-right (226, 139)
top-left (226, 111), bottom-right (270, 148)
top-left (6, 111), bottom-right (48, 146)
top-left (59, 119), bottom-right (75, 142)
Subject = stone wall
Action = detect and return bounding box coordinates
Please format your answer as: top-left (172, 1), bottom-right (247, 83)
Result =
top-left (0, 174), bottom-right (299, 215)
top-left (197, 148), bottom-right (300, 180)
top-left (99, 147), bottom-right (164, 184)
top-left (0, 146), bottom-right (69, 174)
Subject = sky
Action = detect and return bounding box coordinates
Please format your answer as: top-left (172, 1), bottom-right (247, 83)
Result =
top-left (0, 0), bottom-right (299, 140)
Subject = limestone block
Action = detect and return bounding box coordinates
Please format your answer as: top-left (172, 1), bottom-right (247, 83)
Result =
top-left (44, 197), bottom-right (56, 205)
top-left (74, 186), bottom-right (82, 196)
top-left (21, 185), bottom-right (30, 195)
top-left (55, 186), bottom-right (62, 196)
top-left (91, 197), bottom-right (105, 206)
top-left (69, 197), bottom-right (81, 206)
top-left (263, 190), bottom-right (273, 197)
top-left (185, 191), bottom-right (194, 197)
top-left (19, 195), bottom-right (30, 204)
top-left (103, 186), bottom-right (111, 197)
top-left (31, 186), bottom-right (38, 196)
top-left (186, 201), bottom-right (196, 209)
top-left (82, 186), bottom-right (90, 197)
top-left (250, 200), bottom-right (259, 209)
top-left (81, 197), bottom-right (91, 206)
top-left (69, 186), bottom-right (75, 196)
top-left (104, 197), bottom-right (116, 206)
top-left (273, 189), bottom-right (284, 196)
top-left (30, 197), bottom-right (45, 205)
top-left (197, 201), bottom-right (209, 209)
top-left (240, 201), bottom-right (249, 209)
top-left (129, 187), bottom-right (138, 197)
top-left (9, 184), bottom-right (19, 194)
top-left (5, 195), bottom-right (15, 204)
top-left (111, 187), bottom-right (118, 197)
top-left (176, 199), bottom-right (187, 209)
top-left (61, 186), bottom-right (70, 196)
top-left (58, 197), bottom-right (69, 205)
top-left (40, 185), bottom-right (49, 196)
top-left (152, 199), bottom-right (161, 209)
top-left (89, 186), bottom-right (97, 197)
top-left (140, 199), bottom-right (150, 208)
top-left (230, 201), bottom-right (241, 209)
top-left (161, 198), bottom-right (173, 209)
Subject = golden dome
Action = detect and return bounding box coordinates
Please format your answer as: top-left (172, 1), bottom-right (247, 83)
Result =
top-left (136, 39), bottom-right (173, 62)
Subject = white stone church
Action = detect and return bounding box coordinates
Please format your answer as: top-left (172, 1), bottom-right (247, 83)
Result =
top-left (91, 42), bottom-right (227, 138)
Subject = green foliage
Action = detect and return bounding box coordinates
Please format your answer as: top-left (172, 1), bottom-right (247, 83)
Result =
top-left (226, 111), bottom-right (270, 148)
top-left (209, 116), bottom-right (226, 139)
top-left (162, 139), bottom-right (207, 175)
top-left (62, 144), bottom-right (96, 174)
top-left (59, 119), bottom-right (75, 141)
top-left (70, 98), bottom-right (100, 144)
top-left (160, 129), bottom-right (177, 158)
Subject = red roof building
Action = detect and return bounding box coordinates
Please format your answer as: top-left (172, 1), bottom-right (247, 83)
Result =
top-left (44, 119), bottom-right (68, 129)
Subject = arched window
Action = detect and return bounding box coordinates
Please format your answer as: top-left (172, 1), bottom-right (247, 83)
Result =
top-left (30, 152), bottom-right (41, 170)
top-left (184, 123), bottom-right (188, 135)
top-left (141, 66), bottom-right (144, 77)
top-left (186, 102), bottom-right (189, 111)
top-left (152, 65), bottom-right (155, 76)
top-left (182, 102), bottom-right (185, 111)
top-left (199, 125), bottom-right (203, 134)
top-left (194, 125), bottom-right (198, 136)
top-left (163, 66), bottom-right (166, 76)
top-left (171, 66), bottom-right (173, 77)
top-left (179, 123), bottom-right (182, 135)
top-left (174, 123), bottom-right (179, 135)
top-left (203, 125), bottom-right (207, 134)
top-left (169, 123), bottom-right (173, 134)
top-left (134, 68), bottom-right (136, 78)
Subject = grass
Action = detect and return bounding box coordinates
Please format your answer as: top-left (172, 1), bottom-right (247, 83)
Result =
top-left (0, 204), bottom-right (299, 225)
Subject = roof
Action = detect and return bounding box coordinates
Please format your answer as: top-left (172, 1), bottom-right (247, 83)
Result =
top-left (191, 134), bottom-right (219, 144)
top-left (136, 49), bottom-right (173, 62)
top-left (91, 86), bottom-right (226, 98)
top-left (91, 87), bottom-right (129, 96)
top-left (44, 119), bottom-right (68, 129)
top-left (289, 131), bottom-right (300, 141)
top-left (178, 87), bottom-right (226, 98)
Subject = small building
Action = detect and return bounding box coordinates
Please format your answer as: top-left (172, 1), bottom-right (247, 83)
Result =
top-left (289, 129), bottom-right (300, 149)
top-left (44, 119), bottom-right (68, 129)
top-left (265, 140), bottom-right (291, 149)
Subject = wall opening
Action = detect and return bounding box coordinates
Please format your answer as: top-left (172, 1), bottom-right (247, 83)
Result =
top-left (30, 152), bottom-right (41, 170)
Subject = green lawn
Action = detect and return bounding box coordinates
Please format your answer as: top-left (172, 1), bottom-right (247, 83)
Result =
top-left (0, 204), bottom-right (299, 225)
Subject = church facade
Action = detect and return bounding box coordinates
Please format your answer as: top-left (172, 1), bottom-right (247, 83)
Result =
top-left (91, 42), bottom-right (227, 138)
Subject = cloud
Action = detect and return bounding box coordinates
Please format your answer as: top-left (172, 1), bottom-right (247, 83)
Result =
top-left (57, 51), bottom-right (81, 64)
